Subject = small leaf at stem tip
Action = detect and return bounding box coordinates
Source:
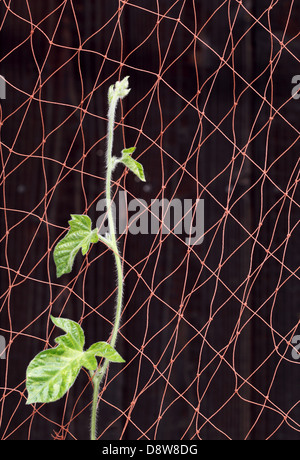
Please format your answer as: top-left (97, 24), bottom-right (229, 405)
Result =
top-left (53, 214), bottom-right (99, 278)
top-left (108, 76), bottom-right (131, 102)
top-left (120, 149), bottom-right (146, 182)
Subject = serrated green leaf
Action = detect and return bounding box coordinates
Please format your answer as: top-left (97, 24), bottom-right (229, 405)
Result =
top-left (120, 150), bottom-right (146, 182)
top-left (53, 214), bottom-right (99, 278)
top-left (26, 316), bottom-right (125, 405)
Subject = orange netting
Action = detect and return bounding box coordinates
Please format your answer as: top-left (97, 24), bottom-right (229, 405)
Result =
top-left (0, 0), bottom-right (299, 440)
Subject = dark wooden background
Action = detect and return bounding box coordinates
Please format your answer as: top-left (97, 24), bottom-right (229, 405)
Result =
top-left (0, 0), bottom-right (299, 440)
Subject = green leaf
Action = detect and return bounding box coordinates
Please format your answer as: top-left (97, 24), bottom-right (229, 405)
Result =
top-left (51, 316), bottom-right (85, 351)
top-left (122, 147), bottom-right (136, 155)
top-left (26, 343), bottom-right (83, 404)
top-left (26, 316), bottom-right (125, 404)
top-left (81, 342), bottom-right (125, 371)
top-left (120, 148), bottom-right (146, 182)
top-left (26, 317), bottom-right (86, 404)
top-left (53, 214), bottom-right (99, 278)
top-left (108, 76), bottom-right (131, 103)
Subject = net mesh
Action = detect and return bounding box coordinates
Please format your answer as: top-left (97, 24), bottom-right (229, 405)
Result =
top-left (0, 0), bottom-right (299, 440)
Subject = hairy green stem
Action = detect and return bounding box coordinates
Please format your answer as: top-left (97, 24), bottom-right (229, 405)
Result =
top-left (90, 80), bottom-right (128, 441)
top-left (90, 374), bottom-right (100, 441)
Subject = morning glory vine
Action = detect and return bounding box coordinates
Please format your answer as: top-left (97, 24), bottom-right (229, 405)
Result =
top-left (25, 77), bottom-right (146, 440)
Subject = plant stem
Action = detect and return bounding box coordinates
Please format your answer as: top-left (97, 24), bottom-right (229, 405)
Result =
top-left (90, 80), bottom-right (127, 441)
top-left (90, 375), bottom-right (100, 441)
